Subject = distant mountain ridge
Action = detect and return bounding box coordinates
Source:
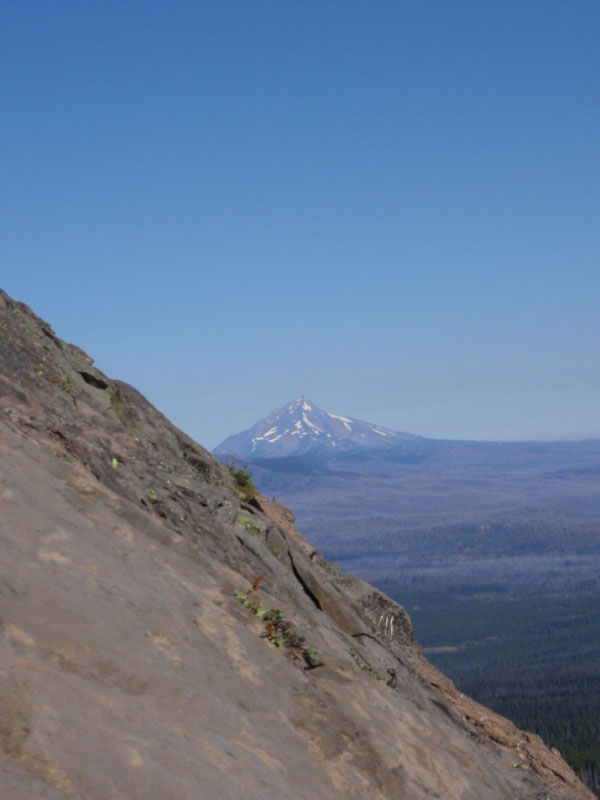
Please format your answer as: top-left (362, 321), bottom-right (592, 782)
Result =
top-left (213, 395), bottom-right (421, 458)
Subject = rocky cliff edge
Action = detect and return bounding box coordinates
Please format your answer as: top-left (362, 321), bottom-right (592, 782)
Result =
top-left (0, 290), bottom-right (594, 800)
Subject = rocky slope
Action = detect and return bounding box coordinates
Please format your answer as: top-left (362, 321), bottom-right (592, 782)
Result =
top-left (213, 395), bottom-right (420, 458)
top-left (0, 289), bottom-right (594, 800)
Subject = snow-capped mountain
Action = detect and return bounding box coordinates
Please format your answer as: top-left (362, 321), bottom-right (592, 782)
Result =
top-left (213, 396), bottom-right (421, 458)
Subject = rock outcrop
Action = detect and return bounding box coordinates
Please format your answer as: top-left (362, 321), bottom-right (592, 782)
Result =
top-left (0, 290), bottom-right (595, 799)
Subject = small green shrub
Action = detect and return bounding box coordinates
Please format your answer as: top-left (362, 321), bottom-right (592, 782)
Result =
top-left (234, 587), bottom-right (321, 669)
top-left (284, 627), bottom-right (305, 647)
top-left (227, 461), bottom-right (256, 496)
top-left (233, 589), bottom-right (265, 617)
top-left (304, 648), bottom-right (322, 669)
top-left (266, 630), bottom-right (285, 647)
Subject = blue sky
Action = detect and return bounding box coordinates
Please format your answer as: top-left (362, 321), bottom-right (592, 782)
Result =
top-left (2, 1), bottom-right (599, 447)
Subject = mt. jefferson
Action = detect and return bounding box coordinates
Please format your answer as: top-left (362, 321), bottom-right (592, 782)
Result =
top-left (213, 396), bottom-right (421, 458)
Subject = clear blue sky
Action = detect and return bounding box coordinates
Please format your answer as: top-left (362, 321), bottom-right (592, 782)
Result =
top-left (2, 1), bottom-right (599, 447)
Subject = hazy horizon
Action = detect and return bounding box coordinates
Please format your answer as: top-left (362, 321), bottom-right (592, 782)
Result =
top-left (209, 393), bottom-right (600, 451)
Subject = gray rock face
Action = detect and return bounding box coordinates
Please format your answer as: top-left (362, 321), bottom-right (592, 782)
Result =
top-left (0, 290), bottom-right (595, 800)
top-left (214, 395), bottom-right (420, 458)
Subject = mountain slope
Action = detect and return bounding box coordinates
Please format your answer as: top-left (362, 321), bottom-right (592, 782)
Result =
top-left (214, 395), bottom-right (420, 458)
top-left (0, 290), bottom-right (594, 800)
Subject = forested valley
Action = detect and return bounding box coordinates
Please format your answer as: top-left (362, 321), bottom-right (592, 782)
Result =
top-left (376, 560), bottom-right (600, 796)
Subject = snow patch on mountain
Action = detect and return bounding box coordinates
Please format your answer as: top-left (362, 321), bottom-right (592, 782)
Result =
top-left (213, 396), bottom-right (422, 459)
top-left (329, 414), bottom-right (352, 431)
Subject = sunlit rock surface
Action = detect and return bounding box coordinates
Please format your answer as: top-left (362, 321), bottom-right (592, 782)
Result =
top-left (0, 290), bottom-right (594, 800)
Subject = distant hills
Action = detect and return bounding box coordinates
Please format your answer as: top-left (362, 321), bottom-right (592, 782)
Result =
top-left (214, 402), bottom-right (600, 566)
top-left (215, 398), bottom-right (600, 795)
top-left (213, 395), bottom-right (420, 458)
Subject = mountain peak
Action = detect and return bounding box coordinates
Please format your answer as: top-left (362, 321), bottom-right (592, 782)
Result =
top-left (214, 397), bottom-right (421, 458)
top-left (289, 395), bottom-right (314, 411)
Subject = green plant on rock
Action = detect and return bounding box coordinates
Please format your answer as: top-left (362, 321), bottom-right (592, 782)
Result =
top-left (233, 589), bottom-right (265, 618)
top-left (251, 600), bottom-right (266, 618)
top-left (284, 627), bottom-right (305, 647)
top-left (53, 451), bottom-right (73, 463)
top-left (227, 461), bottom-right (256, 497)
top-left (234, 585), bottom-right (322, 669)
top-left (304, 648), bottom-right (322, 669)
top-left (266, 629), bottom-right (285, 647)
